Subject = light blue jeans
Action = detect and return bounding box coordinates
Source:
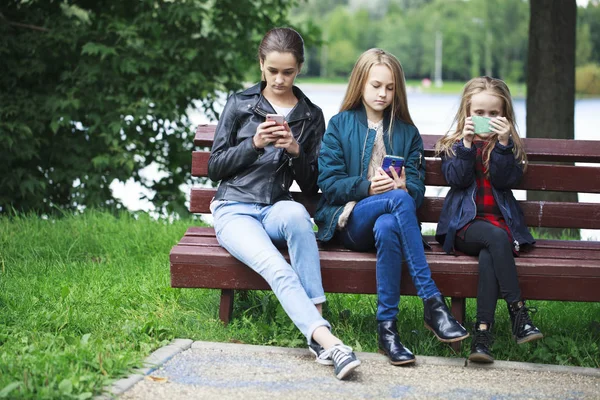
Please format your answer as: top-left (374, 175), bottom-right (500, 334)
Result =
top-left (211, 199), bottom-right (330, 343)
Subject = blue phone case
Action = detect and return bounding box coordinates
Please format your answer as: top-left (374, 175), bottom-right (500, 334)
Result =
top-left (382, 155), bottom-right (404, 177)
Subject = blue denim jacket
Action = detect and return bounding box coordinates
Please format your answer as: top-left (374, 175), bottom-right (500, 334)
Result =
top-left (315, 106), bottom-right (426, 242)
top-left (435, 139), bottom-right (535, 254)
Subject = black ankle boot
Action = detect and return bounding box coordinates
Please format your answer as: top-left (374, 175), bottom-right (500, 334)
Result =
top-left (508, 300), bottom-right (543, 344)
top-left (423, 295), bottom-right (469, 343)
top-left (468, 322), bottom-right (494, 363)
top-left (377, 320), bottom-right (415, 366)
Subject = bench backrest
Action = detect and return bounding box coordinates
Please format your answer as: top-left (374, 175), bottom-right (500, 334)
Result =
top-left (191, 124), bottom-right (600, 231)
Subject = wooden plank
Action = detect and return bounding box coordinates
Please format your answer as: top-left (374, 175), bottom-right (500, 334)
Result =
top-left (184, 228), bottom-right (600, 251)
top-left (189, 188), bottom-right (600, 229)
top-left (170, 246), bottom-right (600, 301)
top-left (196, 125), bottom-right (600, 163)
top-left (170, 244), bottom-right (600, 278)
top-left (193, 151), bottom-right (600, 193)
top-left (176, 235), bottom-right (600, 261)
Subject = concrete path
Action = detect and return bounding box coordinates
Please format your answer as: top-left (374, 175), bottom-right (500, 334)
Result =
top-left (111, 340), bottom-right (600, 400)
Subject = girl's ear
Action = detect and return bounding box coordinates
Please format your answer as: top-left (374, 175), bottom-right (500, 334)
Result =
top-left (297, 63), bottom-right (303, 77)
top-left (259, 59), bottom-right (265, 72)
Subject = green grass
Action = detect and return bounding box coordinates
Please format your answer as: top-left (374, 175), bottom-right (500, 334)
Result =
top-left (1, 212), bottom-right (599, 399)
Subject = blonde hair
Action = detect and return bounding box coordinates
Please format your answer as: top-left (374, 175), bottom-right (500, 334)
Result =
top-left (340, 48), bottom-right (414, 141)
top-left (435, 76), bottom-right (527, 173)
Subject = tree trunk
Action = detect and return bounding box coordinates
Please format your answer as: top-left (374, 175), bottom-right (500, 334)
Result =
top-left (526, 0), bottom-right (578, 239)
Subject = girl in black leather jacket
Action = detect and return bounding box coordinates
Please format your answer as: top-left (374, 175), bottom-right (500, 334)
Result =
top-left (207, 27), bottom-right (360, 380)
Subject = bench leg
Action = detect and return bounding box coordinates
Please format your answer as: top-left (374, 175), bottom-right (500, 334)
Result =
top-left (450, 297), bottom-right (466, 353)
top-left (219, 289), bottom-right (235, 325)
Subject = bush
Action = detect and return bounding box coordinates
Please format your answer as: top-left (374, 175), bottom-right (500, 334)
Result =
top-left (575, 63), bottom-right (600, 95)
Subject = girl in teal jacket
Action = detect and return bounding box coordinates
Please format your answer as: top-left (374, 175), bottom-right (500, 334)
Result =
top-left (316, 49), bottom-right (468, 366)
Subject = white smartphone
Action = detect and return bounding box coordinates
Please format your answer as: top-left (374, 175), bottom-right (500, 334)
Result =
top-left (266, 114), bottom-right (285, 125)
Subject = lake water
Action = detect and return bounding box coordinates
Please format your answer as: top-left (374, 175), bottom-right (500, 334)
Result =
top-left (111, 84), bottom-right (600, 239)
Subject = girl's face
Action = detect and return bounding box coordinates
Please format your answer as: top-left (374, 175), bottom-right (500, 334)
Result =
top-left (260, 51), bottom-right (300, 97)
top-left (469, 91), bottom-right (504, 118)
top-left (362, 64), bottom-right (394, 120)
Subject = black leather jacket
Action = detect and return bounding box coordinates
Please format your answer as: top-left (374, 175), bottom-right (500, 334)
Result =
top-left (208, 82), bottom-right (325, 204)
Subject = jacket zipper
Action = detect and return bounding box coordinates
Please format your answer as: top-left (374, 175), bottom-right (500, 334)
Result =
top-left (360, 126), bottom-right (370, 176)
top-left (326, 205), bottom-right (345, 238)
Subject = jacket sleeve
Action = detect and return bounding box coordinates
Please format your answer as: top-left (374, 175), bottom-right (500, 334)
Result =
top-left (290, 109), bottom-right (325, 196)
top-left (318, 117), bottom-right (371, 205)
top-left (441, 140), bottom-right (477, 189)
top-left (404, 128), bottom-right (426, 208)
top-left (207, 94), bottom-right (263, 182)
top-left (489, 139), bottom-right (523, 189)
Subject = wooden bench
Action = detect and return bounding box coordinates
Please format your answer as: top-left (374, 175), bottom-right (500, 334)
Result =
top-left (171, 124), bottom-right (600, 337)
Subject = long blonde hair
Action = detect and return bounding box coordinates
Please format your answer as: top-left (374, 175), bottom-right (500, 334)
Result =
top-left (340, 48), bottom-right (414, 140)
top-left (435, 76), bottom-right (527, 173)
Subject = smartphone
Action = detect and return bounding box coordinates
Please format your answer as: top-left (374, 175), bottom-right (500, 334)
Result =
top-left (266, 114), bottom-right (285, 125)
top-left (382, 155), bottom-right (404, 177)
top-left (472, 115), bottom-right (491, 134)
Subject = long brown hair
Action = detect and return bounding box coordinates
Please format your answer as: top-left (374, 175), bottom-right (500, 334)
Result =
top-left (340, 48), bottom-right (414, 141)
top-left (435, 76), bottom-right (527, 173)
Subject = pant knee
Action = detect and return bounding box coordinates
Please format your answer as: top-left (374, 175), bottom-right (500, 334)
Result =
top-left (373, 214), bottom-right (400, 244)
top-left (279, 202), bottom-right (312, 231)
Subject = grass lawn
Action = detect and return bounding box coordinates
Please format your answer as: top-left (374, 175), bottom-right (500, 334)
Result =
top-left (1, 211), bottom-right (599, 399)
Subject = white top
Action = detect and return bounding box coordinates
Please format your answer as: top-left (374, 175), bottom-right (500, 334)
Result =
top-left (272, 105), bottom-right (294, 118)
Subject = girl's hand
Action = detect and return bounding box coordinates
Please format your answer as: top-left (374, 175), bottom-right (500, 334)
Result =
top-left (272, 121), bottom-right (300, 157)
top-left (388, 166), bottom-right (408, 192)
top-left (490, 116), bottom-right (511, 145)
top-left (462, 117), bottom-right (475, 148)
top-left (253, 121), bottom-right (287, 149)
top-left (368, 168), bottom-right (404, 196)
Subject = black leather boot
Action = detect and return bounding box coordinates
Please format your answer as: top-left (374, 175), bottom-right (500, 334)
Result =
top-left (423, 295), bottom-right (469, 343)
top-left (468, 322), bottom-right (494, 363)
top-left (508, 300), bottom-right (543, 344)
top-left (377, 320), bottom-right (416, 366)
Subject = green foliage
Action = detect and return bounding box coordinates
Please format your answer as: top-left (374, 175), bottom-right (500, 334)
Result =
top-left (576, 63), bottom-right (600, 95)
top-left (0, 0), bottom-right (299, 216)
top-left (291, 0), bottom-right (600, 90)
top-left (578, 2), bottom-right (600, 65)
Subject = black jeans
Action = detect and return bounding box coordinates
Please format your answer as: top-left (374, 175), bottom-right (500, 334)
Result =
top-left (454, 220), bottom-right (521, 323)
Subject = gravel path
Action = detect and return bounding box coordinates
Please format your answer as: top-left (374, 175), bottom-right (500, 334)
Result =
top-left (114, 341), bottom-right (600, 400)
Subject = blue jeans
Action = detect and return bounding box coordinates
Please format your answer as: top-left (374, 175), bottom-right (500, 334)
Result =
top-left (340, 190), bottom-right (440, 321)
top-left (211, 200), bottom-right (330, 343)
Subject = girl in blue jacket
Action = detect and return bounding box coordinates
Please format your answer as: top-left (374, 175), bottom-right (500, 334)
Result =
top-left (435, 76), bottom-right (543, 363)
top-left (316, 49), bottom-right (468, 366)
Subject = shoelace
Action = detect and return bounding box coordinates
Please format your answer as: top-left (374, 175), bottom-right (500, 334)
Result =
top-left (513, 305), bottom-right (537, 333)
top-left (473, 329), bottom-right (494, 347)
top-left (319, 344), bottom-right (353, 364)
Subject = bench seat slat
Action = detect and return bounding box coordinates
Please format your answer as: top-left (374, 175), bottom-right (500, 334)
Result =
top-left (183, 226), bottom-right (600, 251)
top-left (176, 234), bottom-right (600, 261)
top-left (189, 188), bottom-right (600, 229)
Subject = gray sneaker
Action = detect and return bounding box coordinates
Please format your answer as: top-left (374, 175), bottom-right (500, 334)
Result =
top-left (319, 344), bottom-right (361, 380)
top-left (308, 340), bottom-right (333, 365)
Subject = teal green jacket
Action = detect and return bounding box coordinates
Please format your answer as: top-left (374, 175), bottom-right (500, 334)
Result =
top-left (315, 106), bottom-right (426, 242)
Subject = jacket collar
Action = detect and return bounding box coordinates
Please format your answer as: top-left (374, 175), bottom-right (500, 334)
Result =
top-left (241, 82), bottom-right (314, 123)
top-left (354, 103), bottom-right (392, 132)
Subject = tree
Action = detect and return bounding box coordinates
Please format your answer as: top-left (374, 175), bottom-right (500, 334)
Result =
top-left (526, 0), bottom-right (578, 237)
top-left (0, 0), bottom-right (299, 216)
